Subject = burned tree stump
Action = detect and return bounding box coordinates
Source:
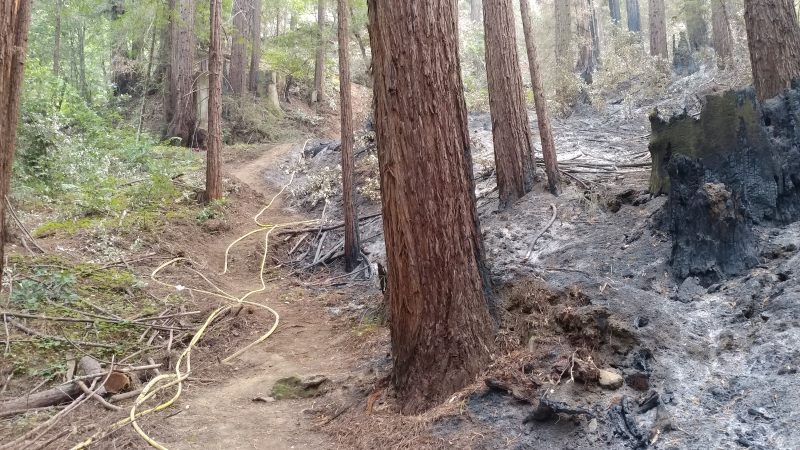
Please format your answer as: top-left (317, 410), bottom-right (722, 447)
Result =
top-left (649, 83), bottom-right (800, 279)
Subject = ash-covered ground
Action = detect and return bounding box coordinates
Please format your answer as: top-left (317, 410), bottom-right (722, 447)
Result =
top-left (258, 70), bottom-right (799, 449)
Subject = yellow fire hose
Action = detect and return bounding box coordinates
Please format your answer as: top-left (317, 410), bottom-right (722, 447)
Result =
top-left (70, 166), bottom-right (317, 449)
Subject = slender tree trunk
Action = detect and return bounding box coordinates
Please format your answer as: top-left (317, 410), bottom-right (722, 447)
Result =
top-left (744, 0), bottom-right (800, 101)
top-left (0, 0), bottom-right (33, 276)
top-left (350, 6), bottom-right (368, 63)
top-left (230, 0), bottom-right (249, 95)
top-left (520, 0), bottom-right (559, 195)
top-left (78, 23), bottom-right (88, 101)
top-left (609, 0), bottom-right (622, 24)
top-left (367, 0), bottom-right (494, 414)
top-left (249, 0), bottom-right (262, 93)
top-left (275, 8), bottom-right (282, 35)
top-left (575, 0), bottom-right (600, 84)
top-left (649, 0), bottom-right (668, 57)
top-left (166, 0), bottom-right (196, 146)
top-left (290, 13), bottom-right (298, 30)
top-left (206, 0), bottom-right (223, 201)
top-left (470, 0), bottom-right (482, 23)
top-left (313, 0), bottom-right (327, 103)
top-left (625, 0), bottom-right (641, 32)
top-left (483, 0), bottom-right (535, 209)
top-left (53, 0), bottom-right (62, 77)
top-left (136, 17), bottom-right (157, 142)
top-left (711, 0), bottom-right (733, 69)
top-left (337, 0), bottom-right (360, 272)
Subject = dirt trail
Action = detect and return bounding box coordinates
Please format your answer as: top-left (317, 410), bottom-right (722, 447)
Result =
top-left (149, 142), bottom-right (351, 450)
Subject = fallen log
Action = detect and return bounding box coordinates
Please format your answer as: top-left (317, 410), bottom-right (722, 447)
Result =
top-left (0, 357), bottom-right (101, 415)
top-left (0, 357), bottom-right (136, 417)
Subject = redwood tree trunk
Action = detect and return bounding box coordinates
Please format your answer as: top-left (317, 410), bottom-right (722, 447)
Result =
top-left (249, 0), bottom-right (262, 93)
top-left (625, 0), bottom-right (641, 32)
top-left (53, 0), bottom-right (62, 77)
top-left (609, 0), bottom-right (622, 24)
top-left (206, 0), bottom-right (223, 201)
top-left (367, 0), bottom-right (494, 414)
top-left (313, 0), bottom-right (326, 103)
top-left (483, 0), bottom-right (535, 209)
top-left (230, 0), bottom-right (249, 95)
top-left (0, 0), bottom-right (33, 275)
top-left (470, 0), bottom-right (482, 23)
top-left (649, 0), bottom-right (668, 57)
top-left (338, 0), bottom-right (359, 271)
top-left (711, 0), bottom-right (733, 69)
top-left (166, 0), bottom-right (196, 146)
top-left (555, 0), bottom-right (572, 61)
top-left (575, 0), bottom-right (600, 84)
top-left (744, 0), bottom-right (800, 101)
top-left (520, 0), bottom-right (559, 195)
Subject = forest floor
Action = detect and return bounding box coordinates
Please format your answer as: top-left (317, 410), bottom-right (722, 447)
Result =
top-left (3, 74), bottom-right (799, 450)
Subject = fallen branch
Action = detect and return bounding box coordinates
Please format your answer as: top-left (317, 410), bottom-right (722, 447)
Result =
top-left (76, 380), bottom-right (122, 411)
top-left (4, 196), bottom-right (45, 254)
top-left (1, 311), bottom-right (192, 332)
top-left (278, 212), bottom-right (382, 236)
top-left (525, 204), bottom-right (558, 262)
top-left (8, 319), bottom-right (116, 348)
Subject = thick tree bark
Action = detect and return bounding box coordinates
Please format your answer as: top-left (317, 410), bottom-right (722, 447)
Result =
top-left (648, 0), bottom-right (668, 57)
top-left (313, 0), bottom-right (326, 103)
top-left (625, 0), bottom-right (641, 32)
top-left (338, 0), bottom-right (360, 272)
top-left (711, 0), bottom-right (733, 69)
top-left (367, 0), bottom-right (494, 414)
top-left (744, 0), bottom-right (800, 101)
top-left (53, 0), bottom-right (62, 77)
top-left (470, 0), bottom-right (482, 23)
top-left (206, 0), bottom-right (223, 201)
top-left (609, 0), bottom-right (622, 23)
top-left (230, 0), bottom-right (249, 95)
top-left (0, 0), bottom-right (32, 276)
top-left (166, 0), bottom-right (196, 146)
top-left (249, 0), bottom-right (262, 93)
top-left (483, 0), bottom-right (535, 209)
top-left (520, 0), bottom-right (559, 195)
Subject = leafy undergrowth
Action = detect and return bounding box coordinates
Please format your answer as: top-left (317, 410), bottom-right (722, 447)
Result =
top-left (1, 254), bottom-right (181, 382)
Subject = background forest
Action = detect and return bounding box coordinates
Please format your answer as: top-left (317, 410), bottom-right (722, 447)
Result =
top-left (1, 0), bottom-right (800, 449)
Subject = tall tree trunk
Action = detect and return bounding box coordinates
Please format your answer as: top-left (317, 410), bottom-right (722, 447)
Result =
top-left (649, 0), bottom-right (668, 57)
top-left (78, 23), bottom-right (88, 101)
top-left (0, 0), bottom-right (33, 276)
top-left (166, 0), bottom-right (196, 146)
top-left (483, 0), bottom-right (535, 209)
top-left (609, 0), bottom-right (621, 23)
top-left (206, 0), bottom-right (223, 201)
top-left (686, 1), bottom-right (710, 51)
top-left (625, 0), bottom-right (641, 32)
top-left (338, 0), bottom-right (360, 272)
top-left (53, 0), bottom-right (62, 77)
top-left (575, 0), bottom-right (600, 84)
top-left (744, 0), bottom-right (800, 101)
top-left (711, 0), bottom-right (733, 69)
top-left (249, 0), bottom-right (262, 93)
top-left (554, 0), bottom-right (572, 60)
top-left (367, 0), bottom-right (494, 414)
top-left (290, 13), bottom-right (298, 30)
top-left (230, 0), bottom-right (249, 95)
top-left (520, 0), bottom-right (560, 195)
top-left (313, 0), bottom-right (326, 103)
top-left (470, 0), bottom-right (482, 23)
